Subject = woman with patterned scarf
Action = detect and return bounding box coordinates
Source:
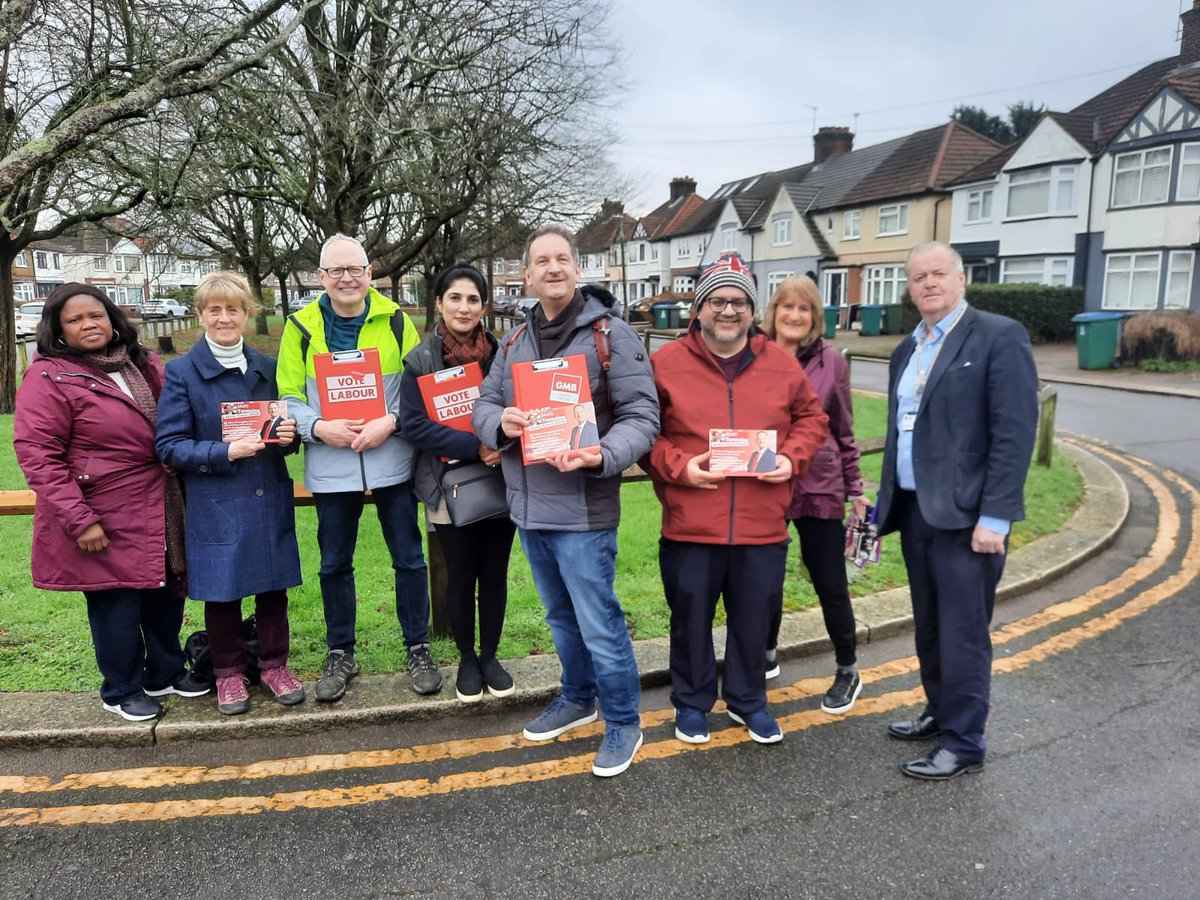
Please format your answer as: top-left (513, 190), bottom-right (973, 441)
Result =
top-left (398, 263), bottom-right (516, 703)
top-left (15, 283), bottom-right (207, 721)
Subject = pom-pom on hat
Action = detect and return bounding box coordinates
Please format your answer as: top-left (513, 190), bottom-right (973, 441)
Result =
top-left (694, 251), bottom-right (757, 309)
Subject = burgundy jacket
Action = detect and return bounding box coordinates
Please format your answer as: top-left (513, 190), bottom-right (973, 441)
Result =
top-left (786, 338), bottom-right (864, 521)
top-left (644, 327), bottom-right (829, 545)
top-left (14, 352), bottom-right (169, 593)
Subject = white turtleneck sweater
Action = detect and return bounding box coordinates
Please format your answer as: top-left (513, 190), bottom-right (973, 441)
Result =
top-left (206, 335), bottom-right (247, 373)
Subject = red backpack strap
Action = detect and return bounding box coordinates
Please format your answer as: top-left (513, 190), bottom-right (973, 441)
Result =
top-left (592, 316), bottom-right (613, 406)
top-left (502, 323), bottom-right (528, 358)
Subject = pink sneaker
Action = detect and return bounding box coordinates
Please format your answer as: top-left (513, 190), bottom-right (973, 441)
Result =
top-left (216, 674), bottom-right (250, 715)
top-left (259, 665), bottom-right (306, 706)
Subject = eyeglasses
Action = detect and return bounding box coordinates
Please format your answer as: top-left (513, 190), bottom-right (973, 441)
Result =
top-left (320, 265), bottom-right (367, 279)
top-left (705, 297), bottom-right (751, 313)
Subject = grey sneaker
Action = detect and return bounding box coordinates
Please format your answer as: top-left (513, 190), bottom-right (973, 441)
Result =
top-left (820, 669), bottom-right (862, 714)
top-left (765, 647), bottom-right (780, 680)
top-left (407, 644), bottom-right (443, 695)
top-left (315, 650), bottom-right (359, 702)
top-left (592, 725), bottom-right (644, 777)
top-left (522, 696), bottom-right (598, 741)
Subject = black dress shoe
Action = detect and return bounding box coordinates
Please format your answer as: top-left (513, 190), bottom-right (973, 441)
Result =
top-left (887, 715), bottom-right (941, 741)
top-left (901, 747), bottom-right (984, 781)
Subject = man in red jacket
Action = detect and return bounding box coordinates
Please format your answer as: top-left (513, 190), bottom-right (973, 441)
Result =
top-left (643, 252), bottom-right (828, 745)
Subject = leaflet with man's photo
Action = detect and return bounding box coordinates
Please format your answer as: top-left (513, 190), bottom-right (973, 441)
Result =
top-left (221, 400), bottom-right (288, 443)
top-left (511, 354), bottom-right (601, 465)
top-left (708, 428), bottom-right (778, 476)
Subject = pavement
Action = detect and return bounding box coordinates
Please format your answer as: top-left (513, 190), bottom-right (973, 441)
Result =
top-left (0, 440), bottom-right (1128, 749)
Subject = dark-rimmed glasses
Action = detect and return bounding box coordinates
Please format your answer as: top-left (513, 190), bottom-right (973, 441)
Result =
top-left (320, 265), bottom-right (367, 279)
top-left (705, 297), bottom-right (751, 313)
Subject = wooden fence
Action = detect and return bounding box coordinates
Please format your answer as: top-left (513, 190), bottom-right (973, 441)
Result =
top-left (14, 315), bottom-right (200, 377)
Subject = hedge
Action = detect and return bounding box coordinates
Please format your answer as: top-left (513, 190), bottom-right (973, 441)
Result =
top-left (899, 284), bottom-right (1084, 343)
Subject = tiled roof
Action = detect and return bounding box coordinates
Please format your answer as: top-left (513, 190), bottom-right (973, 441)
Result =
top-left (672, 162), bottom-right (813, 236)
top-left (946, 143), bottom-right (1020, 187)
top-left (800, 214), bottom-right (835, 259)
top-left (1069, 57), bottom-right (1180, 150)
top-left (833, 122), bottom-right (1002, 207)
top-left (641, 192), bottom-right (706, 241)
top-left (1163, 68), bottom-right (1200, 110)
top-left (575, 211), bottom-right (637, 253)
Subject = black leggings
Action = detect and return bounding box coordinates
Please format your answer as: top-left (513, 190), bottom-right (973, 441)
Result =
top-left (767, 517), bottom-right (857, 667)
top-left (436, 515), bottom-right (517, 659)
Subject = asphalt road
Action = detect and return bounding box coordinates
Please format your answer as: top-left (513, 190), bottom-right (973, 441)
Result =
top-left (1, 380), bottom-right (1197, 898)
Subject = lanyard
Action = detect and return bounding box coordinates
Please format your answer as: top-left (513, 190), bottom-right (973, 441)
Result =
top-left (913, 301), bottom-right (967, 400)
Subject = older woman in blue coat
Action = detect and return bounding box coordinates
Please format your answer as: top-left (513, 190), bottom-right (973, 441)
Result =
top-left (156, 272), bottom-right (305, 715)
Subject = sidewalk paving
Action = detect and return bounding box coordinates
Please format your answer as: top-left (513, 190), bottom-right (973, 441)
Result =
top-left (0, 441), bottom-right (1127, 750)
top-left (831, 330), bottom-right (1200, 399)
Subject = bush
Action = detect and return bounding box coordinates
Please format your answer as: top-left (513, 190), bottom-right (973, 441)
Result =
top-left (898, 283), bottom-right (1083, 343)
top-left (1121, 311), bottom-right (1200, 362)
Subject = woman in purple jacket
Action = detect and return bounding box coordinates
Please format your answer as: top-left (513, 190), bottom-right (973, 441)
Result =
top-left (14, 284), bottom-right (208, 722)
top-left (763, 276), bottom-right (867, 714)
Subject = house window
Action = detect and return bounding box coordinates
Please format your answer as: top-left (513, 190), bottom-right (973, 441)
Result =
top-left (122, 287), bottom-right (142, 305)
top-left (101, 285), bottom-right (119, 300)
top-left (1000, 256), bottom-right (1073, 286)
top-left (179, 260), bottom-right (193, 274)
top-left (1103, 252), bottom-right (1160, 309)
top-left (1166, 250), bottom-right (1194, 308)
top-left (34, 251), bottom-right (48, 269)
top-left (14, 282), bottom-right (34, 302)
top-left (843, 210), bottom-right (862, 240)
top-left (508, 260), bottom-right (520, 274)
top-left (14, 251), bottom-right (27, 267)
top-left (877, 204), bottom-right (909, 236)
top-left (966, 263), bottom-right (992, 284)
top-left (93, 256), bottom-right (108, 271)
top-left (636, 243), bottom-right (646, 262)
top-left (1008, 165), bottom-right (1077, 217)
top-left (721, 224), bottom-right (736, 250)
top-left (159, 257), bottom-right (176, 274)
top-left (492, 260), bottom-right (504, 274)
top-left (864, 264), bottom-right (907, 304)
top-left (673, 276), bottom-right (694, 292)
top-left (766, 271), bottom-right (794, 295)
top-left (1178, 144), bottom-right (1200, 201)
top-left (202, 260), bottom-right (220, 273)
top-left (650, 244), bottom-right (659, 261)
top-left (966, 188), bottom-right (994, 223)
top-left (676, 238), bottom-right (691, 259)
top-left (771, 214), bottom-right (792, 246)
top-left (1111, 148), bottom-right (1171, 208)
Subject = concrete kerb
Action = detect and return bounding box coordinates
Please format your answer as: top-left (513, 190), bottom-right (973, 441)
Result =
top-left (0, 441), bottom-right (1127, 750)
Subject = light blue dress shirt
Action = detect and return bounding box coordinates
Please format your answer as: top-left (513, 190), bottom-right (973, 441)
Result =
top-left (894, 298), bottom-right (1009, 536)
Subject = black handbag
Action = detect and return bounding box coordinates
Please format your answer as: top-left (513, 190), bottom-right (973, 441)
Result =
top-left (440, 461), bottom-right (509, 526)
top-left (183, 614), bottom-right (260, 688)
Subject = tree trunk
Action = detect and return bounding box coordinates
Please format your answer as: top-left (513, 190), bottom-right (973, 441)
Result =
top-left (249, 271), bottom-right (269, 336)
top-left (276, 271), bottom-right (291, 317)
top-left (0, 258), bottom-right (17, 414)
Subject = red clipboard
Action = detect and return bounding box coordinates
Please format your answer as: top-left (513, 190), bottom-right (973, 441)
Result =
top-left (313, 348), bottom-right (387, 421)
top-left (417, 362), bottom-right (483, 434)
top-left (511, 354), bottom-right (600, 465)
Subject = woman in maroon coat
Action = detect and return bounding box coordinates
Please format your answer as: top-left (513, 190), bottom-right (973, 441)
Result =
top-left (763, 276), bottom-right (867, 714)
top-left (14, 284), bottom-right (208, 721)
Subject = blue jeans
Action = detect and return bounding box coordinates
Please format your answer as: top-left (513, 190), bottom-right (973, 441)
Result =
top-left (313, 482), bottom-right (429, 652)
top-left (519, 528), bottom-right (640, 728)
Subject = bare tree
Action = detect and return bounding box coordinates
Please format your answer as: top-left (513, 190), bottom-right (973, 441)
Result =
top-left (0, 0), bottom-right (318, 412)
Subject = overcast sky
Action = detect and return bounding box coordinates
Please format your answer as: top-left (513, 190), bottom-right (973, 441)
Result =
top-left (607, 0), bottom-right (1190, 212)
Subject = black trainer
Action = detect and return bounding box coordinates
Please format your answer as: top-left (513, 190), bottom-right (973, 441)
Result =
top-left (315, 649), bottom-right (359, 702)
top-left (102, 694), bottom-right (164, 722)
top-left (408, 644), bottom-right (443, 695)
top-left (479, 654), bottom-right (515, 697)
top-left (456, 656), bottom-right (483, 703)
top-left (145, 669), bottom-right (211, 698)
top-left (820, 669), bottom-right (863, 714)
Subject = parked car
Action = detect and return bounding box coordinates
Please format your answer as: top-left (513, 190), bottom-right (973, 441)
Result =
top-left (15, 301), bottom-right (44, 338)
top-left (142, 298), bottom-right (190, 318)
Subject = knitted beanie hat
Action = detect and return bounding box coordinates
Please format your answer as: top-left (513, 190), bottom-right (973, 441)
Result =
top-left (694, 251), bottom-right (757, 309)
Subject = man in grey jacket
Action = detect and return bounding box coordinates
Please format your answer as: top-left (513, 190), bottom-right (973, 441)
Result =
top-left (473, 224), bottom-right (660, 777)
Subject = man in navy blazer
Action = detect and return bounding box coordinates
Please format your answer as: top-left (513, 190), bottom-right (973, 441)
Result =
top-left (875, 241), bottom-right (1038, 781)
top-left (746, 430), bottom-right (776, 473)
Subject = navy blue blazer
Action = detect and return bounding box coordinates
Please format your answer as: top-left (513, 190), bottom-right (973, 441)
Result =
top-left (876, 306), bottom-right (1038, 535)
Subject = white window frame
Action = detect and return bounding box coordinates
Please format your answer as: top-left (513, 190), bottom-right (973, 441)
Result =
top-left (1110, 148), bottom-right (1172, 208)
top-left (771, 214), bottom-right (793, 246)
top-left (492, 260), bottom-right (504, 274)
top-left (14, 281), bottom-right (34, 302)
top-left (1103, 252), bottom-right (1162, 310)
top-left (721, 224), bottom-right (736, 251)
top-left (864, 264), bottom-right (907, 304)
top-left (877, 204), bottom-right (909, 237)
top-left (650, 244), bottom-right (660, 262)
top-left (34, 251), bottom-right (48, 269)
top-left (114, 255), bottom-right (126, 272)
top-left (999, 256), bottom-right (1074, 286)
top-left (676, 238), bottom-right (691, 259)
top-left (93, 256), bottom-right (108, 271)
top-left (1178, 143), bottom-right (1200, 202)
top-left (1006, 165), bottom-right (1078, 218)
top-left (966, 188), bottom-right (994, 223)
top-left (766, 271), bottom-right (795, 295)
top-left (842, 210), bottom-right (861, 240)
top-left (1165, 250), bottom-right (1194, 309)
top-left (14, 250), bottom-right (27, 267)
top-left (673, 275), bottom-right (694, 292)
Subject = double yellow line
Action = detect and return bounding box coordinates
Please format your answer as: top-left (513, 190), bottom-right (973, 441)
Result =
top-left (0, 442), bottom-right (1194, 828)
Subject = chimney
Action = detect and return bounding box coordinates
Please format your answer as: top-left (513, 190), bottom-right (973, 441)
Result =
top-left (813, 126), bottom-right (854, 165)
top-left (669, 176), bottom-right (697, 201)
top-left (1181, 1), bottom-right (1200, 67)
